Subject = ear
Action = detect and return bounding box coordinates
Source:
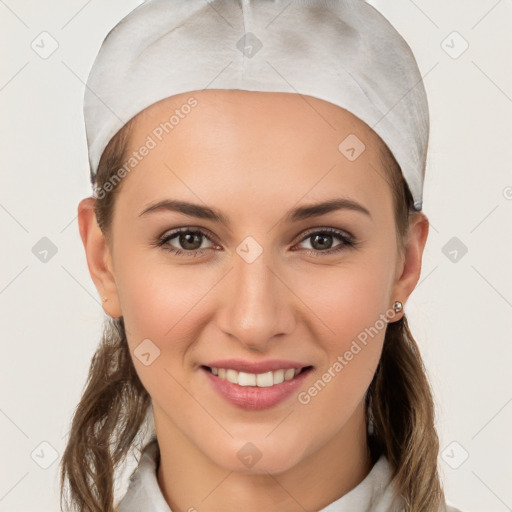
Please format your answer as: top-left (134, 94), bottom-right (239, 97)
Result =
top-left (389, 212), bottom-right (430, 321)
top-left (77, 197), bottom-right (122, 318)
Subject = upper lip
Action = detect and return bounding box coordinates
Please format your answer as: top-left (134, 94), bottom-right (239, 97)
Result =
top-left (204, 359), bottom-right (311, 374)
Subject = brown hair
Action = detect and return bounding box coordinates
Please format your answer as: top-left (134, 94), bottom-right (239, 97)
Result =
top-left (60, 116), bottom-right (444, 511)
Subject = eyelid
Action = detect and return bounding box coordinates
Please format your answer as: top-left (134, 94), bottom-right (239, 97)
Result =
top-left (296, 226), bottom-right (354, 243)
top-left (159, 226), bottom-right (220, 245)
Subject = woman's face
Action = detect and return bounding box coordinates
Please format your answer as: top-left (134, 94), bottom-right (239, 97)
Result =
top-left (87, 90), bottom-right (425, 474)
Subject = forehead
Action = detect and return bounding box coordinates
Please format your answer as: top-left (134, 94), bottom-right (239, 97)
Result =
top-left (116, 89), bottom-right (393, 223)
top-left (137, 89), bottom-right (377, 142)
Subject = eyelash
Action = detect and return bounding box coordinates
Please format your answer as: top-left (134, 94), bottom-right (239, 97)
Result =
top-left (154, 226), bottom-right (358, 258)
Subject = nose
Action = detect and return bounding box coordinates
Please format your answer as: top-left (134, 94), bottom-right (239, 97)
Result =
top-left (216, 252), bottom-right (296, 352)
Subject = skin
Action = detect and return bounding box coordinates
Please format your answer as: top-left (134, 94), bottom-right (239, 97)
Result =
top-left (78, 90), bottom-right (429, 512)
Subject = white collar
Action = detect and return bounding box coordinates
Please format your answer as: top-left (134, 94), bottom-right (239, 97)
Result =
top-left (117, 439), bottom-right (406, 512)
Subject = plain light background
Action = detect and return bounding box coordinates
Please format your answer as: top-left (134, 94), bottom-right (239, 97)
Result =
top-left (1, 1), bottom-right (511, 511)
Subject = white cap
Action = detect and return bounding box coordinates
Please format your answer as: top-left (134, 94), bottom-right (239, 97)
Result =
top-left (84, 0), bottom-right (429, 211)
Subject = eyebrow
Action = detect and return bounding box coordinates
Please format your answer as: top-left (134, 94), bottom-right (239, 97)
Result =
top-left (138, 197), bottom-right (372, 226)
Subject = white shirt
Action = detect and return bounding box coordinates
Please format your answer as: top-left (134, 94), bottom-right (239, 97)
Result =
top-left (117, 439), bottom-right (463, 512)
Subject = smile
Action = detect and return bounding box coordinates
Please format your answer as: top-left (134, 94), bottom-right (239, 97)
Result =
top-left (201, 365), bottom-right (314, 410)
top-left (205, 366), bottom-right (308, 387)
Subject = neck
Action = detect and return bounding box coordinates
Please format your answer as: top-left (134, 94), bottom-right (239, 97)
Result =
top-left (155, 401), bottom-right (372, 512)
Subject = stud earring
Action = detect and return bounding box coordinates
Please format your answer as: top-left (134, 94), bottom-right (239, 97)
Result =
top-left (393, 300), bottom-right (403, 313)
top-left (102, 296), bottom-right (108, 303)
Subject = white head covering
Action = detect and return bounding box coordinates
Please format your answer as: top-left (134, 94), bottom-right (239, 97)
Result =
top-left (84, 0), bottom-right (429, 211)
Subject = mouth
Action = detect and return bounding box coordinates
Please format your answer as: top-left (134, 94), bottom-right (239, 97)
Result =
top-left (200, 358), bottom-right (314, 410)
top-left (200, 363), bottom-right (314, 410)
top-left (201, 365), bottom-right (313, 388)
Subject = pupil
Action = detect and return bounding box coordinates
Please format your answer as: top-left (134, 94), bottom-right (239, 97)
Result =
top-left (181, 233), bottom-right (200, 250)
top-left (313, 234), bottom-right (332, 250)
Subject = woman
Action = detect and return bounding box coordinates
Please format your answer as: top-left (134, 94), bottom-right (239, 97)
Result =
top-left (60, 1), bottom-right (464, 511)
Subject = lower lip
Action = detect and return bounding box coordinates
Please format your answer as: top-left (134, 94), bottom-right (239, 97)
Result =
top-left (202, 366), bottom-right (312, 410)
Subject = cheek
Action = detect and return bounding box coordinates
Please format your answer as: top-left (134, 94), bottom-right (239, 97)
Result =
top-left (290, 253), bottom-right (393, 353)
top-left (114, 246), bottom-right (211, 341)
top-left (288, 252), bottom-right (392, 415)
top-left (293, 304), bottom-right (385, 453)
top-left (113, 255), bottom-right (210, 413)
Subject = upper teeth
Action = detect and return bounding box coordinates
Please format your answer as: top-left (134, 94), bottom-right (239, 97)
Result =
top-left (210, 367), bottom-right (301, 387)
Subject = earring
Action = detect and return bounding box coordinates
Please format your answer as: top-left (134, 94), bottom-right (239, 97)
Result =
top-left (102, 296), bottom-right (108, 303)
top-left (393, 300), bottom-right (403, 313)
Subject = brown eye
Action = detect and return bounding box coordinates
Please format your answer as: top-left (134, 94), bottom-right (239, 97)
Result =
top-left (309, 233), bottom-right (336, 251)
top-left (175, 232), bottom-right (204, 251)
top-left (157, 228), bottom-right (215, 257)
top-left (295, 228), bottom-right (356, 256)
top-left (155, 226), bottom-right (357, 258)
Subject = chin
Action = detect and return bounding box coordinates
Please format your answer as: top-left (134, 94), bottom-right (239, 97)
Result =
top-left (206, 437), bottom-right (307, 475)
